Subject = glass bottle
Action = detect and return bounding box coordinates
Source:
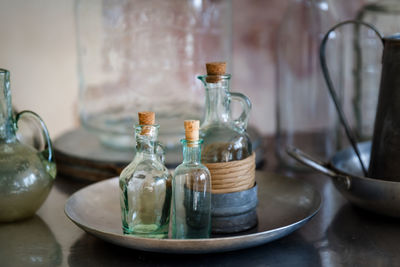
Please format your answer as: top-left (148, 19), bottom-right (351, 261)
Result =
top-left (198, 62), bottom-right (252, 163)
top-left (353, 0), bottom-right (400, 140)
top-left (172, 120), bottom-right (211, 239)
top-left (0, 68), bottom-right (56, 222)
top-left (119, 112), bottom-right (171, 238)
top-left (276, 0), bottom-right (342, 169)
top-left (75, 0), bottom-right (232, 150)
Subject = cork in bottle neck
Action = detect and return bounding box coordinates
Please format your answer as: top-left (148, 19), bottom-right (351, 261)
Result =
top-left (184, 120), bottom-right (200, 147)
top-left (138, 111), bottom-right (155, 136)
top-left (206, 62), bottom-right (226, 83)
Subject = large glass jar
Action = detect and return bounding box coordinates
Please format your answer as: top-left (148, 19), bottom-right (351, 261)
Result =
top-left (75, 0), bottom-right (232, 149)
top-left (353, 0), bottom-right (400, 140)
top-left (276, 0), bottom-right (342, 169)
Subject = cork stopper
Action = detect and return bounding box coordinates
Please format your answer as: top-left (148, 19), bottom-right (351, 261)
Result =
top-left (138, 111), bottom-right (155, 125)
top-left (138, 111), bottom-right (155, 135)
top-left (184, 120), bottom-right (200, 147)
top-left (206, 62), bottom-right (226, 83)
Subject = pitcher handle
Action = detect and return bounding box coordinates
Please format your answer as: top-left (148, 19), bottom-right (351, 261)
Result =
top-left (230, 92), bottom-right (252, 131)
top-left (156, 141), bottom-right (166, 164)
top-left (15, 110), bottom-right (54, 164)
top-left (319, 20), bottom-right (383, 177)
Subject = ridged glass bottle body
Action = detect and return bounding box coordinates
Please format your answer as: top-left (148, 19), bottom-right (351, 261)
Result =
top-left (172, 140), bottom-right (211, 239)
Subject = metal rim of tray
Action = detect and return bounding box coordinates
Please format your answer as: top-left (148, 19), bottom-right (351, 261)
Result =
top-left (64, 173), bottom-right (321, 254)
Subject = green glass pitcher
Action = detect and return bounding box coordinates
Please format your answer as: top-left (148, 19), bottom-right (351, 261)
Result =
top-left (0, 69), bottom-right (56, 222)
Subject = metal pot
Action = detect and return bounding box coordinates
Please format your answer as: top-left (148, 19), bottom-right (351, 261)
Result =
top-left (287, 142), bottom-right (400, 218)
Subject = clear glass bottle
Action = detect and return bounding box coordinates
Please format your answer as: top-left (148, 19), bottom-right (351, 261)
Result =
top-left (75, 0), bottom-right (232, 149)
top-left (353, 0), bottom-right (400, 140)
top-left (198, 63), bottom-right (252, 163)
top-left (172, 120), bottom-right (211, 239)
top-left (0, 69), bottom-right (56, 222)
top-left (276, 0), bottom-right (342, 169)
top-left (119, 113), bottom-right (171, 238)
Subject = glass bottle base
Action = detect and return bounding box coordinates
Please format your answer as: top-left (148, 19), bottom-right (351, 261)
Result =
top-left (122, 223), bottom-right (168, 239)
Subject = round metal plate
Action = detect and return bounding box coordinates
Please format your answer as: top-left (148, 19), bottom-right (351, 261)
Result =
top-left (64, 172), bottom-right (321, 254)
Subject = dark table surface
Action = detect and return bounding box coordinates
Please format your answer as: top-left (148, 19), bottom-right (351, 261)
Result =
top-left (2, 137), bottom-right (400, 267)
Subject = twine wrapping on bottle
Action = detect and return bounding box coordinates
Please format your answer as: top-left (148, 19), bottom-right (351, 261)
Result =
top-left (205, 152), bottom-right (256, 194)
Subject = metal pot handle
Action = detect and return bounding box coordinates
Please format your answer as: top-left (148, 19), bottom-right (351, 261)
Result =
top-left (319, 20), bottom-right (383, 177)
top-left (287, 147), bottom-right (352, 190)
top-left (286, 147), bottom-right (340, 178)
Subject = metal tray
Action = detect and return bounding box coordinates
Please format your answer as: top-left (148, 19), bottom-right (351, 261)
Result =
top-left (64, 172), bottom-right (321, 254)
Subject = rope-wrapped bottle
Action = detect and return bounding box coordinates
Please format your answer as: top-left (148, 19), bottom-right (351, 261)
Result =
top-left (197, 62), bottom-right (257, 233)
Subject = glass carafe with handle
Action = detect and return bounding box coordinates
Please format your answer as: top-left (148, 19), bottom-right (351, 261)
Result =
top-left (197, 62), bottom-right (252, 164)
top-left (0, 68), bottom-right (56, 222)
top-left (198, 63), bottom-right (256, 233)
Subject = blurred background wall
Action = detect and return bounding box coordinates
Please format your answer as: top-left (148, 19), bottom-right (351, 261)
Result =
top-left (0, 0), bottom-right (366, 138)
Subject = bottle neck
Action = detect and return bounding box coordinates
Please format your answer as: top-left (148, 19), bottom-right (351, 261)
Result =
top-left (135, 124), bottom-right (159, 157)
top-left (182, 140), bottom-right (202, 164)
top-left (0, 69), bottom-right (16, 142)
top-left (199, 76), bottom-right (231, 125)
top-left (136, 138), bottom-right (157, 155)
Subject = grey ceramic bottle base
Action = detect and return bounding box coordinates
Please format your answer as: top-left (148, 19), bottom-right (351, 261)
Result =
top-left (211, 184), bottom-right (258, 234)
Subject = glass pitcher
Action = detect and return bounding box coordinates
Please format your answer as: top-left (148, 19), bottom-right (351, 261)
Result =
top-left (197, 69), bottom-right (252, 163)
top-left (0, 69), bottom-right (56, 222)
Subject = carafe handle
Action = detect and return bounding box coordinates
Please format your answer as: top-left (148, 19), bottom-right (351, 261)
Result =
top-left (156, 141), bottom-right (166, 164)
top-left (230, 92), bottom-right (252, 131)
top-left (15, 110), bottom-right (55, 174)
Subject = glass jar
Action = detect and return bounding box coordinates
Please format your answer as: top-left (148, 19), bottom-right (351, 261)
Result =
top-left (276, 0), bottom-right (342, 169)
top-left (119, 121), bottom-right (171, 238)
top-left (75, 0), bottom-right (232, 149)
top-left (353, 0), bottom-right (400, 140)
